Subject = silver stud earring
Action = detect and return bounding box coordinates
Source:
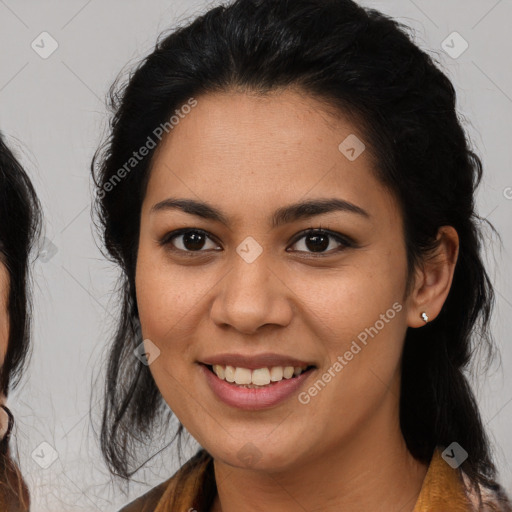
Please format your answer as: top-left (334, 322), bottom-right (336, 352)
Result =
top-left (421, 312), bottom-right (429, 323)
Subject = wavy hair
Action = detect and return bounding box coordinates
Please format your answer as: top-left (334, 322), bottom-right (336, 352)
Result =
top-left (0, 132), bottom-right (42, 511)
top-left (0, 133), bottom-right (41, 393)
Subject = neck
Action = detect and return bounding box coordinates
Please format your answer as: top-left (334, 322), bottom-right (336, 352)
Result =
top-left (210, 388), bottom-right (428, 512)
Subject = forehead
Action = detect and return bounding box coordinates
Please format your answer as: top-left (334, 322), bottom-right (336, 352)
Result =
top-left (151, 89), bottom-right (364, 172)
top-left (143, 89), bottom-right (399, 229)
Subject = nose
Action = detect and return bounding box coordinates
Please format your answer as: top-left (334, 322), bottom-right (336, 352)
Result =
top-left (209, 251), bottom-right (293, 335)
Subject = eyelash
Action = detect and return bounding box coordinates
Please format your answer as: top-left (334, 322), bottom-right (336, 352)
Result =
top-left (158, 226), bottom-right (356, 257)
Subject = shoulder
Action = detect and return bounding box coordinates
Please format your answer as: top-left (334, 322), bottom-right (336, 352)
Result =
top-left (117, 449), bottom-right (214, 512)
top-left (117, 478), bottom-right (172, 512)
top-left (462, 474), bottom-right (512, 512)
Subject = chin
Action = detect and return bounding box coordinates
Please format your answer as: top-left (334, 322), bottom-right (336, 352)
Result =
top-left (206, 436), bottom-right (306, 473)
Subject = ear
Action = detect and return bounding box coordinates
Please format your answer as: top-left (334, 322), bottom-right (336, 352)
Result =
top-left (406, 226), bottom-right (459, 328)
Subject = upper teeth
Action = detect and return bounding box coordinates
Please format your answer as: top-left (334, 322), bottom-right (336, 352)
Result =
top-left (212, 365), bottom-right (307, 386)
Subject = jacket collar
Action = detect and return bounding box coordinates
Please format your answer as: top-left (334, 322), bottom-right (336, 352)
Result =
top-left (147, 448), bottom-right (478, 512)
top-left (413, 449), bottom-right (474, 511)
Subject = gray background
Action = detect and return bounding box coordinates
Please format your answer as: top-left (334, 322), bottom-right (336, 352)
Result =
top-left (1, 0), bottom-right (511, 510)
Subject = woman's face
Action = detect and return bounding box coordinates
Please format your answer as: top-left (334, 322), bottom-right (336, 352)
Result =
top-left (135, 89), bottom-right (421, 471)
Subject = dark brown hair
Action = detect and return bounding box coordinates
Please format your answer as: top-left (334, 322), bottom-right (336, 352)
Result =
top-left (0, 132), bottom-right (41, 511)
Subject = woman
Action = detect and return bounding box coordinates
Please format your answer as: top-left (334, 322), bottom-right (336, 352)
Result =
top-left (0, 132), bottom-right (42, 511)
top-left (91, 0), bottom-right (511, 510)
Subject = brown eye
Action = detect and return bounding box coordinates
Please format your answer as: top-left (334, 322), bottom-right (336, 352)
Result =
top-left (160, 229), bottom-right (220, 253)
top-left (287, 229), bottom-right (353, 255)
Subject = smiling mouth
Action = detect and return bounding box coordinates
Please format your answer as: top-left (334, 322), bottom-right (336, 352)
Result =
top-left (203, 363), bottom-right (316, 388)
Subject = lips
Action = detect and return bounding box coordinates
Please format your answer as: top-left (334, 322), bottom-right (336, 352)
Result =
top-left (200, 362), bottom-right (316, 410)
top-left (198, 352), bottom-right (317, 409)
top-left (200, 352), bottom-right (316, 370)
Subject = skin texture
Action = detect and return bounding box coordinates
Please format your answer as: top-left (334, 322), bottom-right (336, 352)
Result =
top-left (135, 89), bottom-right (459, 512)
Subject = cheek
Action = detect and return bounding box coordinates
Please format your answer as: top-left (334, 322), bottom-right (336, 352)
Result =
top-left (134, 254), bottom-right (192, 414)
top-left (285, 256), bottom-right (405, 339)
top-left (135, 240), bottom-right (180, 336)
top-left (288, 257), bottom-right (406, 407)
top-left (134, 243), bottom-right (210, 364)
top-left (136, 271), bottom-right (210, 343)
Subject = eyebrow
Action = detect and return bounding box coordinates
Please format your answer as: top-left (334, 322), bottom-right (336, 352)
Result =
top-left (150, 197), bottom-right (370, 228)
